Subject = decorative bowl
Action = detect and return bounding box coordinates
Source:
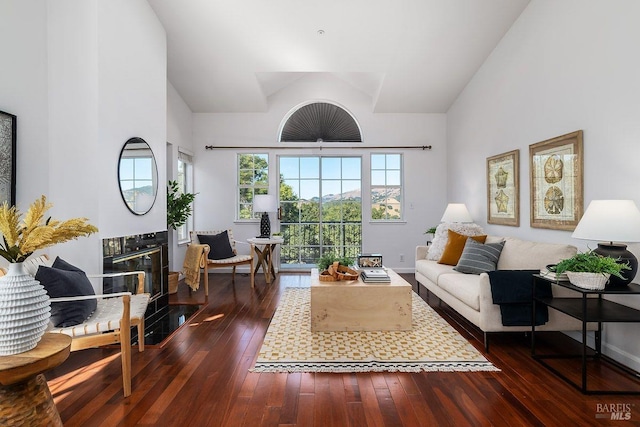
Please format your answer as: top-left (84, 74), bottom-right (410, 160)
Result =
top-left (566, 271), bottom-right (610, 290)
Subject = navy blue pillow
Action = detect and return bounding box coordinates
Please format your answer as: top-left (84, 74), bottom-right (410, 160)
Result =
top-left (36, 257), bottom-right (97, 327)
top-left (198, 232), bottom-right (235, 260)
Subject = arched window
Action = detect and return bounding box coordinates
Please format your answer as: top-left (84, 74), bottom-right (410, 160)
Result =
top-left (279, 102), bottom-right (362, 142)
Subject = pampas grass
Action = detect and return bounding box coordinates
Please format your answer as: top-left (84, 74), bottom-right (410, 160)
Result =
top-left (0, 195), bottom-right (98, 263)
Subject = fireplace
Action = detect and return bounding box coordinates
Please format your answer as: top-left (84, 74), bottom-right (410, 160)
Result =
top-left (102, 231), bottom-right (169, 343)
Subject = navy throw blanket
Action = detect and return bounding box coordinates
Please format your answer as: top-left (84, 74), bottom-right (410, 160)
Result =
top-left (488, 270), bottom-right (552, 326)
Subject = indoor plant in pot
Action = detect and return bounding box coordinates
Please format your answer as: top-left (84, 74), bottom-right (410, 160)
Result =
top-left (167, 180), bottom-right (197, 293)
top-left (554, 250), bottom-right (630, 290)
top-left (0, 195), bottom-right (98, 355)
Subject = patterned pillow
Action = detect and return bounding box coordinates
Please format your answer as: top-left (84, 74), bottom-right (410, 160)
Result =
top-left (454, 239), bottom-right (505, 274)
top-left (426, 222), bottom-right (485, 261)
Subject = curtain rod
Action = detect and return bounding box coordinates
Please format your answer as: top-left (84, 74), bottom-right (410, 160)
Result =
top-left (205, 145), bottom-right (432, 150)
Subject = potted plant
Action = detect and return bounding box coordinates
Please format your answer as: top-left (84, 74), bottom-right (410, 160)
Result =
top-left (424, 226), bottom-right (437, 244)
top-left (554, 250), bottom-right (630, 290)
top-left (167, 180), bottom-right (197, 231)
top-left (167, 180), bottom-right (197, 293)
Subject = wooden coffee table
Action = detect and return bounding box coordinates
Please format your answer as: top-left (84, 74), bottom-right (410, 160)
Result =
top-left (310, 268), bottom-right (412, 332)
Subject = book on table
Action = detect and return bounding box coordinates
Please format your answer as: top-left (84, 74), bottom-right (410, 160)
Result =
top-left (360, 268), bottom-right (391, 283)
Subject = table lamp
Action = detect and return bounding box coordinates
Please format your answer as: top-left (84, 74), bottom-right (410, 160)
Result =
top-left (254, 194), bottom-right (277, 238)
top-left (572, 200), bottom-right (640, 287)
top-left (440, 203), bottom-right (473, 223)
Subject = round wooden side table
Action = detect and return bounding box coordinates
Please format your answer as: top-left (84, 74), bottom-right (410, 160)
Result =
top-left (0, 333), bottom-right (72, 426)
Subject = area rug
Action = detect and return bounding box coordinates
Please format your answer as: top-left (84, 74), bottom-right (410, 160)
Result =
top-left (251, 287), bottom-right (499, 373)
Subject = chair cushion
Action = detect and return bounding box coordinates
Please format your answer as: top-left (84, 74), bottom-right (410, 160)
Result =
top-left (438, 229), bottom-right (487, 266)
top-left (50, 293), bottom-right (150, 337)
top-left (198, 231), bottom-right (235, 260)
top-left (454, 239), bottom-right (505, 274)
top-left (36, 257), bottom-right (97, 327)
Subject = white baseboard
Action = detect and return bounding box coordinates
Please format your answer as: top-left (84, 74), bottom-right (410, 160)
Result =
top-left (564, 331), bottom-right (640, 373)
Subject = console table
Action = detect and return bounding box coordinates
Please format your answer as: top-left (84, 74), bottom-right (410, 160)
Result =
top-left (532, 274), bottom-right (640, 394)
top-left (0, 334), bottom-right (72, 425)
top-left (248, 237), bottom-right (283, 284)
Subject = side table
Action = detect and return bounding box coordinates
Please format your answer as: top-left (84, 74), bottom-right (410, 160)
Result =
top-left (248, 237), bottom-right (284, 284)
top-left (0, 333), bottom-right (72, 425)
top-left (532, 274), bottom-right (640, 394)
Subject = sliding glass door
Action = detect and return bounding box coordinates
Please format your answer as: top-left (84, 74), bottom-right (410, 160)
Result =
top-left (279, 156), bottom-right (362, 269)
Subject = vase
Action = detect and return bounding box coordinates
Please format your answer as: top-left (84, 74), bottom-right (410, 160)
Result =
top-left (0, 262), bottom-right (51, 355)
top-left (566, 271), bottom-right (610, 291)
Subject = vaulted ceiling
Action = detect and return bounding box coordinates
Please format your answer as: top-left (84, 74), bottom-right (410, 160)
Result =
top-left (147, 0), bottom-right (530, 114)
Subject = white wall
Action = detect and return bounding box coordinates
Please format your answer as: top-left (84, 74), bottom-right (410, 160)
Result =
top-left (167, 81), bottom-right (194, 270)
top-left (192, 73), bottom-right (447, 272)
top-left (0, 0), bottom-right (167, 279)
top-left (0, 1), bottom-right (49, 207)
top-left (447, 0), bottom-right (640, 369)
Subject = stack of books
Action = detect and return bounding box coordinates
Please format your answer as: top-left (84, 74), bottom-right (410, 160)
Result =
top-left (359, 268), bottom-right (391, 283)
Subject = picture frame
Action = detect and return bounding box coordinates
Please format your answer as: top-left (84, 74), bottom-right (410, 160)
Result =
top-left (0, 110), bottom-right (16, 206)
top-left (357, 253), bottom-right (383, 268)
top-left (487, 149), bottom-right (519, 226)
top-left (529, 130), bottom-right (583, 230)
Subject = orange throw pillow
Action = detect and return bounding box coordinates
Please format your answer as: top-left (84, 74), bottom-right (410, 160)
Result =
top-left (438, 229), bottom-right (487, 266)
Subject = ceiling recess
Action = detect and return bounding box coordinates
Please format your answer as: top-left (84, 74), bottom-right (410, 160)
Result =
top-left (280, 102), bottom-right (362, 143)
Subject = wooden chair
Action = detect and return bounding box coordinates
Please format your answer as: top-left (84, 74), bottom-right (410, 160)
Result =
top-left (190, 230), bottom-right (255, 296)
top-left (19, 255), bottom-right (150, 398)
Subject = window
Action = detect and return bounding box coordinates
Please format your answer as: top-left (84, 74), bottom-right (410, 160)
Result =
top-left (176, 150), bottom-right (194, 243)
top-left (279, 156), bottom-right (362, 268)
top-left (371, 153), bottom-right (403, 220)
top-left (238, 154), bottom-right (269, 220)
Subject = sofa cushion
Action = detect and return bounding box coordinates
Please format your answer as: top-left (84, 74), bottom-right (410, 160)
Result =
top-left (497, 237), bottom-right (577, 270)
top-left (437, 273), bottom-right (481, 311)
top-left (427, 222), bottom-right (485, 261)
top-left (438, 230), bottom-right (487, 266)
top-left (454, 239), bottom-right (505, 274)
top-left (415, 259), bottom-right (456, 284)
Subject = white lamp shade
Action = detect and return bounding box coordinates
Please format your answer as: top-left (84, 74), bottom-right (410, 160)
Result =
top-left (440, 203), bottom-right (473, 223)
top-left (572, 200), bottom-right (640, 243)
top-left (253, 194), bottom-right (277, 213)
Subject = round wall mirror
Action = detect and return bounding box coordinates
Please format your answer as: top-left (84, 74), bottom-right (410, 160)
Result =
top-left (118, 137), bottom-right (158, 215)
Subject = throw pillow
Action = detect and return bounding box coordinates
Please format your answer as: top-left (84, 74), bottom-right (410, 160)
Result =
top-left (198, 231), bottom-right (235, 260)
top-left (454, 239), bottom-right (505, 274)
top-left (438, 229), bottom-right (487, 266)
top-left (427, 222), bottom-right (485, 261)
top-left (36, 257), bottom-right (97, 328)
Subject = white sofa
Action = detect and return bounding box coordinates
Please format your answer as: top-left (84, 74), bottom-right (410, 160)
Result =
top-left (415, 236), bottom-right (593, 351)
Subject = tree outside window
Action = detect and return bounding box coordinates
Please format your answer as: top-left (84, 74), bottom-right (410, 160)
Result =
top-left (238, 154), bottom-right (269, 219)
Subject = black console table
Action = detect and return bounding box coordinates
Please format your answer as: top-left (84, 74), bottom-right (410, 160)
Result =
top-left (532, 274), bottom-right (640, 394)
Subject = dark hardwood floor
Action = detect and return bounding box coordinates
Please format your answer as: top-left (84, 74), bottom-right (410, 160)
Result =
top-left (46, 273), bottom-right (640, 426)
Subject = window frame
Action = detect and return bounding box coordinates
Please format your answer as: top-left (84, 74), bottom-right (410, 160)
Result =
top-left (176, 150), bottom-right (194, 245)
top-left (370, 152), bottom-right (404, 222)
top-left (237, 153), bottom-right (269, 221)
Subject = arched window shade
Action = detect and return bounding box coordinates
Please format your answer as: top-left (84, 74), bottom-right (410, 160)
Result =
top-left (280, 102), bottom-right (362, 142)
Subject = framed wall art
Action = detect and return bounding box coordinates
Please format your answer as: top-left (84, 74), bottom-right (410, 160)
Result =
top-left (529, 130), bottom-right (583, 230)
top-left (487, 149), bottom-right (519, 226)
top-left (0, 110), bottom-right (16, 206)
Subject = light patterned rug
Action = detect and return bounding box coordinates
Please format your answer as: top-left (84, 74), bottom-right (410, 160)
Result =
top-left (251, 287), bottom-right (499, 373)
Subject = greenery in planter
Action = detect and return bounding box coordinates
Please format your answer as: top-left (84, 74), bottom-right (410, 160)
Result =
top-left (317, 253), bottom-right (354, 271)
top-left (554, 250), bottom-right (630, 279)
top-left (424, 226), bottom-right (437, 235)
top-left (167, 180), bottom-right (197, 230)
